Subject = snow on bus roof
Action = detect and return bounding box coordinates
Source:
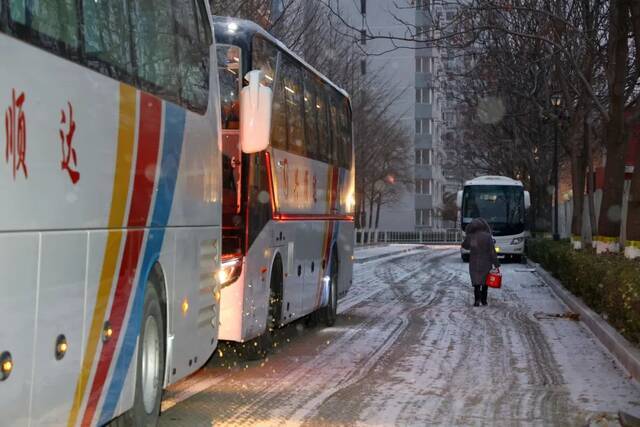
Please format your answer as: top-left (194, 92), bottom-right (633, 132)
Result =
top-left (212, 16), bottom-right (351, 101)
top-left (464, 175), bottom-right (524, 187)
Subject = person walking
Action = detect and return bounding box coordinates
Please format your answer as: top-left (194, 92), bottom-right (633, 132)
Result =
top-left (461, 218), bottom-right (499, 306)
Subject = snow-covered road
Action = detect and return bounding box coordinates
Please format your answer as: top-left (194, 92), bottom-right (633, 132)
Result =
top-left (159, 246), bottom-right (640, 426)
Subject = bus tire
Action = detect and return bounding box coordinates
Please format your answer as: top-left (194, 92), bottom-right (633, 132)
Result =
top-left (321, 250), bottom-right (339, 327)
top-left (130, 284), bottom-right (165, 426)
top-left (241, 256), bottom-right (283, 360)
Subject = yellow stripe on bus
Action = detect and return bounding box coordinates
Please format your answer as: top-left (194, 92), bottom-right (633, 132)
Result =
top-left (67, 84), bottom-right (137, 427)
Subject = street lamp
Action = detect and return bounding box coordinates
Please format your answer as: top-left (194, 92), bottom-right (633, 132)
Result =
top-left (550, 94), bottom-right (562, 241)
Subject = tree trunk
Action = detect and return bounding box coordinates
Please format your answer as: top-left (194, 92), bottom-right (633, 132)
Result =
top-left (374, 194), bottom-right (382, 229)
top-left (570, 135), bottom-right (586, 248)
top-left (367, 185), bottom-right (375, 229)
top-left (584, 120), bottom-right (596, 245)
top-left (596, 0), bottom-right (630, 253)
top-left (625, 136), bottom-right (640, 258)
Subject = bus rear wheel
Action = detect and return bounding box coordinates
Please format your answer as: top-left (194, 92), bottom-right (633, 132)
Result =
top-left (321, 250), bottom-right (339, 327)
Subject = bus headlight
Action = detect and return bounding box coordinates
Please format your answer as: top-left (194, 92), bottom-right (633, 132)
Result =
top-left (510, 237), bottom-right (524, 245)
top-left (218, 256), bottom-right (243, 288)
top-left (346, 192), bottom-right (355, 212)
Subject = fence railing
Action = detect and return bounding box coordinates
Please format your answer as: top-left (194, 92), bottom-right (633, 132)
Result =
top-left (355, 229), bottom-right (463, 245)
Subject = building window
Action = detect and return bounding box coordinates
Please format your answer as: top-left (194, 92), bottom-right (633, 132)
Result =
top-left (415, 149), bottom-right (433, 165)
top-left (416, 88), bottom-right (433, 104)
top-left (416, 56), bottom-right (430, 73)
top-left (416, 209), bottom-right (434, 227)
top-left (414, 178), bottom-right (433, 195)
top-left (428, 119), bottom-right (434, 135)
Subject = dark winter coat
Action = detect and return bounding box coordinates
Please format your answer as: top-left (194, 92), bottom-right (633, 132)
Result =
top-left (461, 218), bottom-right (499, 285)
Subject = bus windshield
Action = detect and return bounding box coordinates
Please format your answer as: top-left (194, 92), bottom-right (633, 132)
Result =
top-left (462, 185), bottom-right (524, 236)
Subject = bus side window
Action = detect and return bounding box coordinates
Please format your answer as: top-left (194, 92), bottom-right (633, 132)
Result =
top-left (303, 71), bottom-right (319, 160)
top-left (83, 0), bottom-right (134, 77)
top-left (217, 45), bottom-right (241, 129)
top-left (283, 58), bottom-right (305, 157)
top-left (271, 53), bottom-right (288, 151)
top-left (342, 101), bottom-right (353, 168)
top-left (7, 0), bottom-right (79, 51)
top-left (173, 0), bottom-right (210, 114)
top-left (130, 0), bottom-right (180, 105)
top-left (252, 37), bottom-right (277, 89)
top-left (328, 100), bottom-right (339, 167)
top-left (314, 79), bottom-right (330, 163)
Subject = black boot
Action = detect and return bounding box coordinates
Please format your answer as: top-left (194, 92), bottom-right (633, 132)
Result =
top-left (481, 285), bottom-right (488, 306)
top-left (473, 285), bottom-right (481, 306)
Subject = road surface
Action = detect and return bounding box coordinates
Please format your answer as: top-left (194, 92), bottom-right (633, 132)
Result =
top-left (159, 246), bottom-right (640, 426)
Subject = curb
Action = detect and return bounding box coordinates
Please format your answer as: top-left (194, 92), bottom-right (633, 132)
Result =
top-left (354, 246), bottom-right (425, 264)
top-left (530, 260), bottom-right (640, 382)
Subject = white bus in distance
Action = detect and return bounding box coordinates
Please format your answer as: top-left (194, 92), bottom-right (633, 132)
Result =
top-left (0, 1), bottom-right (225, 426)
top-left (457, 176), bottom-right (531, 263)
top-left (213, 17), bottom-right (356, 357)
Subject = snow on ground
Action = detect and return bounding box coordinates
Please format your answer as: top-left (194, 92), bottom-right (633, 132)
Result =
top-left (160, 247), bottom-right (640, 426)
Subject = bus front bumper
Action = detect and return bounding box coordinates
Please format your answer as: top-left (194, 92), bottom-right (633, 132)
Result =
top-left (460, 237), bottom-right (525, 257)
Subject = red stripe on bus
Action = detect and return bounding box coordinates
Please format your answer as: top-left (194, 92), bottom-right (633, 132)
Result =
top-left (81, 93), bottom-right (162, 426)
top-left (272, 213), bottom-right (354, 221)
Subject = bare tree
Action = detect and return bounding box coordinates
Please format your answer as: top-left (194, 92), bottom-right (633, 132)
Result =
top-left (212, 0), bottom-right (414, 229)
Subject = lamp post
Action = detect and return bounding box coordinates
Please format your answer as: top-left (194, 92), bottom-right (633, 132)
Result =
top-left (550, 93), bottom-right (562, 241)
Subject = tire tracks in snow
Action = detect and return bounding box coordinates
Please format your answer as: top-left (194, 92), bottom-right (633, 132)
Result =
top-left (216, 250), bottom-right (452, 425)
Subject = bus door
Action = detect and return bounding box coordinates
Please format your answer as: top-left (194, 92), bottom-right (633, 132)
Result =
top-left (218, 45), bottom-right (243, 257)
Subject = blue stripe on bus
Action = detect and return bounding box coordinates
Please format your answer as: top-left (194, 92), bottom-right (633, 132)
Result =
top-left (99, 104), bottom-right (186, 425)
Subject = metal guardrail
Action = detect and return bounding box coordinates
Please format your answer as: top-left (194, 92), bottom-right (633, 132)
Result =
top-left (355, 229), bottom-right (463, 245)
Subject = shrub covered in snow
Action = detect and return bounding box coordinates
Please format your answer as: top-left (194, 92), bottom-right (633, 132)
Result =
top-left (527, 239), bottom-right (640, 346)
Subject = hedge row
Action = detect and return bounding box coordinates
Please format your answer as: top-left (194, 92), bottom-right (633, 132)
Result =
top-left (527, 239), bottom-right (640, 346)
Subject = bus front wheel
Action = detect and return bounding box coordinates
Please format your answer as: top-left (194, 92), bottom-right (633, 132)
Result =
top-left (241, 256), bottom-right (283, 360)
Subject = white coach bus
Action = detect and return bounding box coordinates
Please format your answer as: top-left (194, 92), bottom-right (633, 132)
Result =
top-left (1, 1), bottom-right (223, 426)
top-left (213, 18), bottom-right (356, 355)
top-left (457, 176), bottom-right (531, 262)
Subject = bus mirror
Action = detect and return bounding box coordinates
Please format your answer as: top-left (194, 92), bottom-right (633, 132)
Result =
top-left (524, 191), bottom-right (531, 209)
top-left (240, 70), bottom-right (272, 154)
top-left (456, 190), bottom-right (463, 208)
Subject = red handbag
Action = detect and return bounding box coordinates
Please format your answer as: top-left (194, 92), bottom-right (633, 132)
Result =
top-left (486, 268), bottom-right (502, 289)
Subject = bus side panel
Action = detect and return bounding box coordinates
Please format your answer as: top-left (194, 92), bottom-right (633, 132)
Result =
top-left (0, 233), bottom-right (39, 426)
top-left (218, 267), bottom-right (247, 341)
top-left (30, 231), bottom-right (88, 425)
top-left (165, 97), bottom-right (221, 229)
top-left (300, 220), bottom-right (330, 315)
top-left (167, 228), bottom-right (219, 382)
top-left (0, 34), bottom-right (119, 232)
top-left (336, 221), bottom-right (354, 298)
